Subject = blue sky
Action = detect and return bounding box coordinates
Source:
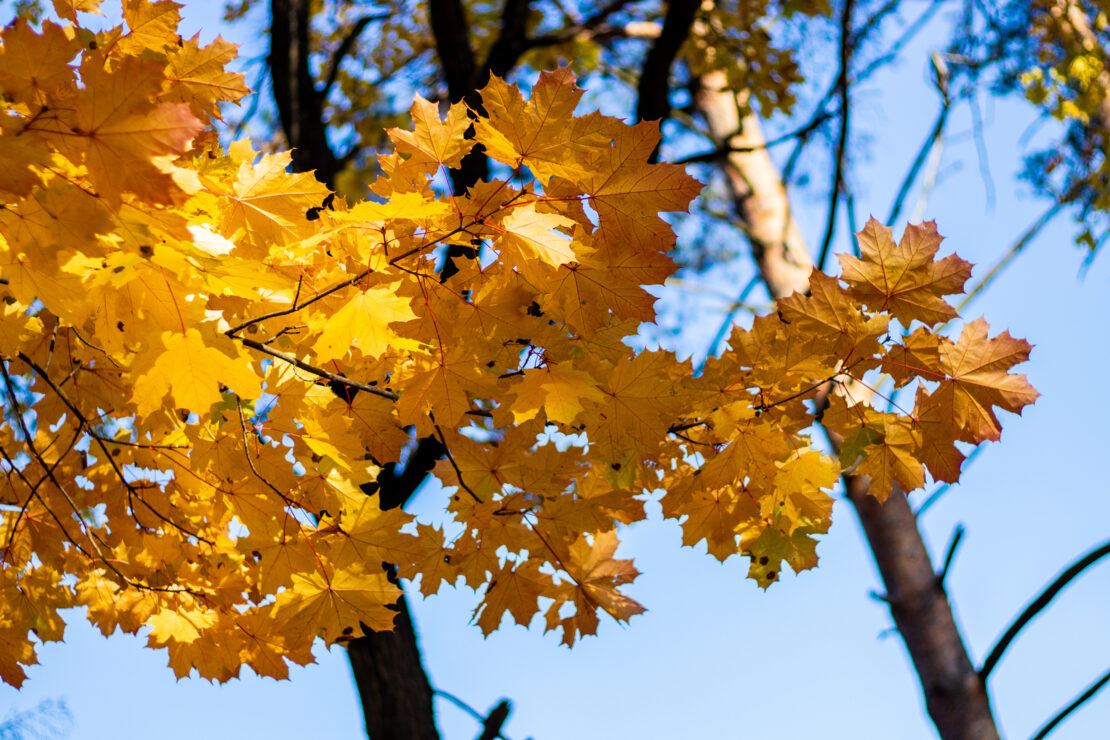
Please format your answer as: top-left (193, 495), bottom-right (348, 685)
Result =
top-left (1, 3), bottom-right (1109, 739)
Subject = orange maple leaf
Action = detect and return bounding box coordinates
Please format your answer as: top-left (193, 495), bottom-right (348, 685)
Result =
top-left (839, 219), bottom-right (972, 327)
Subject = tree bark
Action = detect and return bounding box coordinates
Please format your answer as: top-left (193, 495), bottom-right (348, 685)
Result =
top-left (692, 69), bottom-right (1001, 740)
top-left (269, 3), bottom-right (441, 738)
top-left (694, 71), bottom-right (813, 299)
top-left (269, 0), bottom-right (344, 185)
top-left (848, 479), bottom-right (999, 740)
top-left (347, 567), bottom-right (439, 740)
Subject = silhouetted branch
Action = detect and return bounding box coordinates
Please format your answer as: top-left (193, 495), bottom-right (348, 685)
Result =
top-left (526, 0), bottom-right (637, 48)
top-left (674, 112), bottom-right (834, 164)
top-left (887, 54), bottom-right (951, 225)
top-left (434, 691), bottom-right (514, 740)
top-left (957, 199), bottom-right (1066, 311)
top-left (1031, 666), bottom-right (1110, 740)
top-left (476, 700), bottom-right (511, 740)
top-left (980, 540), bottom-right (1110, 681)
top-left (817, 0), bottom-right (855, 272)
top-left (636, 0), bottom-right (699, 150)
top-left (936, 523), bottom-right (965, 586)
top-left (485, 0), bottom-right (533, 78)
top-left (321, 13), bottom-right (389, 100)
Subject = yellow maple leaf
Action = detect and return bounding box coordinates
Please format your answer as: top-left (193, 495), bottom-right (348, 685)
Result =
top-left (163, 34), bottom-right (251, 120)
top-left (0, 20), bottom-right (81, 107)
top-left (146, 607), bottom-right (218, 646)
top-left (839, 219), bottom-right (972, 327)
top-left (496, 204), bottom-right (576, 268)
top-left (388, 95), bottom-right (473, 169)
top-left (273, 566), bottom-right (401, 643)
top-left (132, 328), bottom-right (262, 415)
top-left (51, 0), bottom-right (103, 23)
top-left (56, 56), bottom-right (204, 204)
top-left (507, 363), bottom-right (604, 425)
top-left (311, 284), bottom-right (422, 362)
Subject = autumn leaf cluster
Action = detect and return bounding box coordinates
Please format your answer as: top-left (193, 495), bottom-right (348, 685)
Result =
top-left (0, 0), bottom-right (1037, 684)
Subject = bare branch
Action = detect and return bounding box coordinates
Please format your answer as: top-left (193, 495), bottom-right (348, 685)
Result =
top-left (526, 0), bottom-right (638, 49)
top-left (888, 55), bottom-right (952, 225)
top-left (1031, 666), bottom-right (1110, 740)
top-left (980, 539), bottom-right (1110, 681)
top-left (817, 0), bottom-right (855, 272)
top-left (237, 337), bottom-right (400, 401)
top-left (485, 0), bottom-right (533, 78)
top-left (320, 13), bottom-right (389, 101)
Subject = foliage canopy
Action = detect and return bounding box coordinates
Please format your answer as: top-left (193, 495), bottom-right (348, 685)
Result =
top-left (0, 0), bottom-right (1037, 685)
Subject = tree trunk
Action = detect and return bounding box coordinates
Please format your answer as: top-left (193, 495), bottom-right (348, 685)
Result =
top-left (848, 479), bottom-right (999, 739)
top-left (346, 567), bottom-right (438, 740)
top-left (693, 70), bottom-right (1001, 740)
top-left (269, 3), bottom-right (441, 737)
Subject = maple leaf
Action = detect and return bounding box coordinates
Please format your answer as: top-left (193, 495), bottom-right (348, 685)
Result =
top-left (51, 0), bottom-right (103, 23)
top-left (472, 561), bottom-right (553, 635)
top-left (740, 521), bottom-right (821, 589)
top-left (388, 95), bottom-right (473, 169)
top-left (473, 67), bottom-right (616, 184)
top-left (48, 56), bottom-right (204, 204)
top-left (545, 531), bottom-right (645, 646)
top-left (823, 396), bottom-right (924, 500)
top-left (132, 328), bottom-right (262, 415)
top-left (202, 142), bottom-right (332, 256)
top-left (777, 270), bottom-right (889, 362)
top-left (0, 20), bottom-right (81, 107)
top-left (163, 34), bottom-right (251, 120)
top-left (311, 283), bottom-right (422, 362)
top-left (120, 0), bottom-right (182, 55)
top-left (496, 204), bottom-right (576, 267)
top-left (663, 478), bottom-right (758, 562)
top-left (507, 363), bottom-right (604, 425)
top-left (839, 219), bottom-right (972, 327)
top-left (273, 566), bottom-right (401, 643)
top-left (146, 607), bottom-right (217, 646)
top-left (921, 317), bottom-right (1040, 443)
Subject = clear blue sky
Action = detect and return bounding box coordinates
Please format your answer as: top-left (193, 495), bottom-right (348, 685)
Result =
top-left (2, 3), bottom-right (1108, 739)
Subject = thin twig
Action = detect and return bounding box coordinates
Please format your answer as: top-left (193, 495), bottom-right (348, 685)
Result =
top-left (674, 112), bottom-right (834, 164)
top-left (432, 422), bottom-right (481, 503)
top-left (525, 0), bottom-right (635, 49)
top-left (980, 539), bottom-right (1110, 680)
top-left (817, 0), bottom-right (855, 272)
top-left (957, 200), bottom-right (1064, 311)
top-left (1030, 666), bottom-right (1110, 740)
top-left (888, 85), bottom-right (951, 224)
top-left (320, 13), bottom-right (389, 101)
top-left (936, 523), bottom-right (965, 585)
top-left (236, 397), bottom-right (298, 508)
top-left (19, 353), bottom-right (211, 544)
top-left (236, 337), bottom-right (400, 401)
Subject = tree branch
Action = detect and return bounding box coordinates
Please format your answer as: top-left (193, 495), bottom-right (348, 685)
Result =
top-left (485, 0), bottom-right (533, 78)
top-left (980, 539), bottom-right (1110, 681)
top-left (269, 0), bottom-right (343, 184)
top-left (320, 13), bottom-right (389, 101)
top-left (816, 0), bottom-right (855, 272)
top-left (1031, 666), bottom-right (1110, 740)
top-left (526, 0), bottom-right (636, 49)
top-left (635, 0), bottom-right (699, 162)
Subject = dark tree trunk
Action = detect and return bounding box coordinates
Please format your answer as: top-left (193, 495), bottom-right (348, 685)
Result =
top-left (347, 567), bottom-right (439, 740)
top-left (270, 0), bottom-right (344, 185)
top-left (268, 3), bottom-right (441, 737)
top-left (847, 478), bottom-right (999, 740)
